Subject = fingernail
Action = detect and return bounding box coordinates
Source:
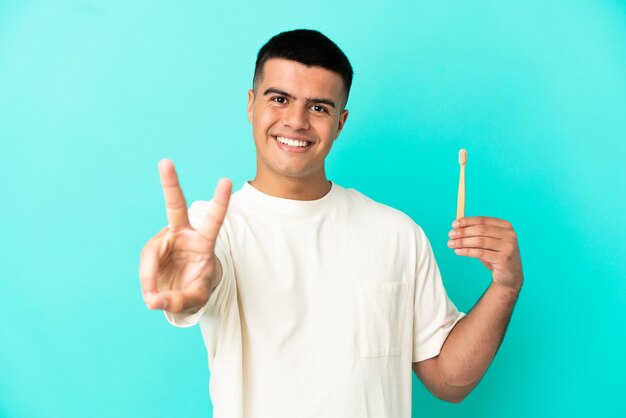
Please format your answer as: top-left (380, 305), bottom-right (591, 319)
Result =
top-left (452, 220), bottom-right (460, 228)
top-left (455, 249), bottom-right (462, 254)
top-left (447, 240), bottom-right (454, 248)
top-left (448, 230), bottom-right (456, 238)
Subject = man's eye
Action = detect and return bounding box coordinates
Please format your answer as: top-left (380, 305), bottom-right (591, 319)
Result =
top-left (273, 96), bottom-right (287, 104)
top-left (311, 105), bottom-right (327, 113)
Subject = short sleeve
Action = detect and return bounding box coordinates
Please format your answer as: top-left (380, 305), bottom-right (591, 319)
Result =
top-left (412, 225), bottom-right (465, 362)
top-left (164, 200), bottom-right (236, 328)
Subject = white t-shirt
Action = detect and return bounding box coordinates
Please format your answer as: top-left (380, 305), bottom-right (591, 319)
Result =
top-left (166, 182), bottom-right (464, 418)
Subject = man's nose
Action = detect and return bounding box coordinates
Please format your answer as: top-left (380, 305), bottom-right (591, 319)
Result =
top-left (283, 105), bottom-right (309, 131)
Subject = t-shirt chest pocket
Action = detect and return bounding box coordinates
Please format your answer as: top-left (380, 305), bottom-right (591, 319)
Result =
top-left (358, 281), bottom-right (408, 357)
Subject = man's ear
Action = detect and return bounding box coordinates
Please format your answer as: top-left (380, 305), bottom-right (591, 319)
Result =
top-left (334, 109), bottom-right (349, 140)
top-left (247, 89), bottom-right (255, 124)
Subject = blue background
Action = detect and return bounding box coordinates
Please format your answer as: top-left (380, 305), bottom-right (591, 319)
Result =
top-left (1, 1), bottom-right (625, 417)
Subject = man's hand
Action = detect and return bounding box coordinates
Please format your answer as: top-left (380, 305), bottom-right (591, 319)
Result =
top-left (448, 216), bottom-right (523, 291)
top-left (139, 159), bottom-right (232, 313)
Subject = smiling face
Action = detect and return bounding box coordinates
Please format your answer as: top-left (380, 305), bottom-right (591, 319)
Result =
top-left (247, 58), bottom-right (349, 198)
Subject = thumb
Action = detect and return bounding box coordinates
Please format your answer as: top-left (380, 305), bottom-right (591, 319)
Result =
top-left (146, 289), bottom-right (210, 313)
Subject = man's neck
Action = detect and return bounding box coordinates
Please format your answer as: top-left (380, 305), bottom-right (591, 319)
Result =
top-left (249, 174), bottom-right (332, 201)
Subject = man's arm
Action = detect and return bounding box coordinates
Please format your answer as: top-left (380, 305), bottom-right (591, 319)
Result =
top-left (413, 216), bottom-right (523, 403)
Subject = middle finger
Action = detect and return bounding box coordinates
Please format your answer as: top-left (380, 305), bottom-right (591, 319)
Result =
top-left (447, 236), bottom-right (504, 252)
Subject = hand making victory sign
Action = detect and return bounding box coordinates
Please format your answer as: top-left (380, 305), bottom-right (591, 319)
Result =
top-left (139, 159), bottom-right (232, 313)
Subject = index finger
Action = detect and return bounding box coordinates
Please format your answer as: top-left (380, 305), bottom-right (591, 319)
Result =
top-left (158, 159), bottom-right (190, 229)
top-left (453, 216), bottom-right (513, 229)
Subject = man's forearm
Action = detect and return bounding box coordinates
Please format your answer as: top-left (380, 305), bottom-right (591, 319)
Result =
top-left (438, 282), bottom-right (521, 390)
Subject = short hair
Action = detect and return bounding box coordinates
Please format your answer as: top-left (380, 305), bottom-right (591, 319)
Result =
top-left (253, 29), bottom-right (354, 105)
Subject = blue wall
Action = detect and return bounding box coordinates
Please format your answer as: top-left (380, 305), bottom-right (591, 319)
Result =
top-left (1, 1), bottom-right (625, 417)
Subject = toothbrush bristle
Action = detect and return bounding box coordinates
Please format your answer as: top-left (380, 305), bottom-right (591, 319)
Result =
top-left (459, 149), bottom-right (467, 165)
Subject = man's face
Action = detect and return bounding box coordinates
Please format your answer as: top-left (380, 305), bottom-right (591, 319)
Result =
top-left (247, 58), bottom-right (348, 184)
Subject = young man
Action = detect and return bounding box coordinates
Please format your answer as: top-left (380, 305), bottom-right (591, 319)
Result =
top-left (139, 29), bottom-right (523, 418)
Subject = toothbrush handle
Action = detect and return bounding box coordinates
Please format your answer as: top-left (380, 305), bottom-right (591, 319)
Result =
top-left (457, 165), bottom-right (465, 220)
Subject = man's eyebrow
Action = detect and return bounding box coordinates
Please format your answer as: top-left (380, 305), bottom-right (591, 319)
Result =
top-left (308, 97), bottom-right (336, 108)
top-left (263, 88), bottom-right (294, 98)
top-left (263, 87), bottom-right (336, 109)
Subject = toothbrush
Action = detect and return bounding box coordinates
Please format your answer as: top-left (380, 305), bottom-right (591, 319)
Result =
top-left (457, 149), bottom-right (467, 220)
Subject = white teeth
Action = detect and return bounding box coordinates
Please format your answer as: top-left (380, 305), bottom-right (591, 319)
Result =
top-left (276, 136), bottom-right (310, 147)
